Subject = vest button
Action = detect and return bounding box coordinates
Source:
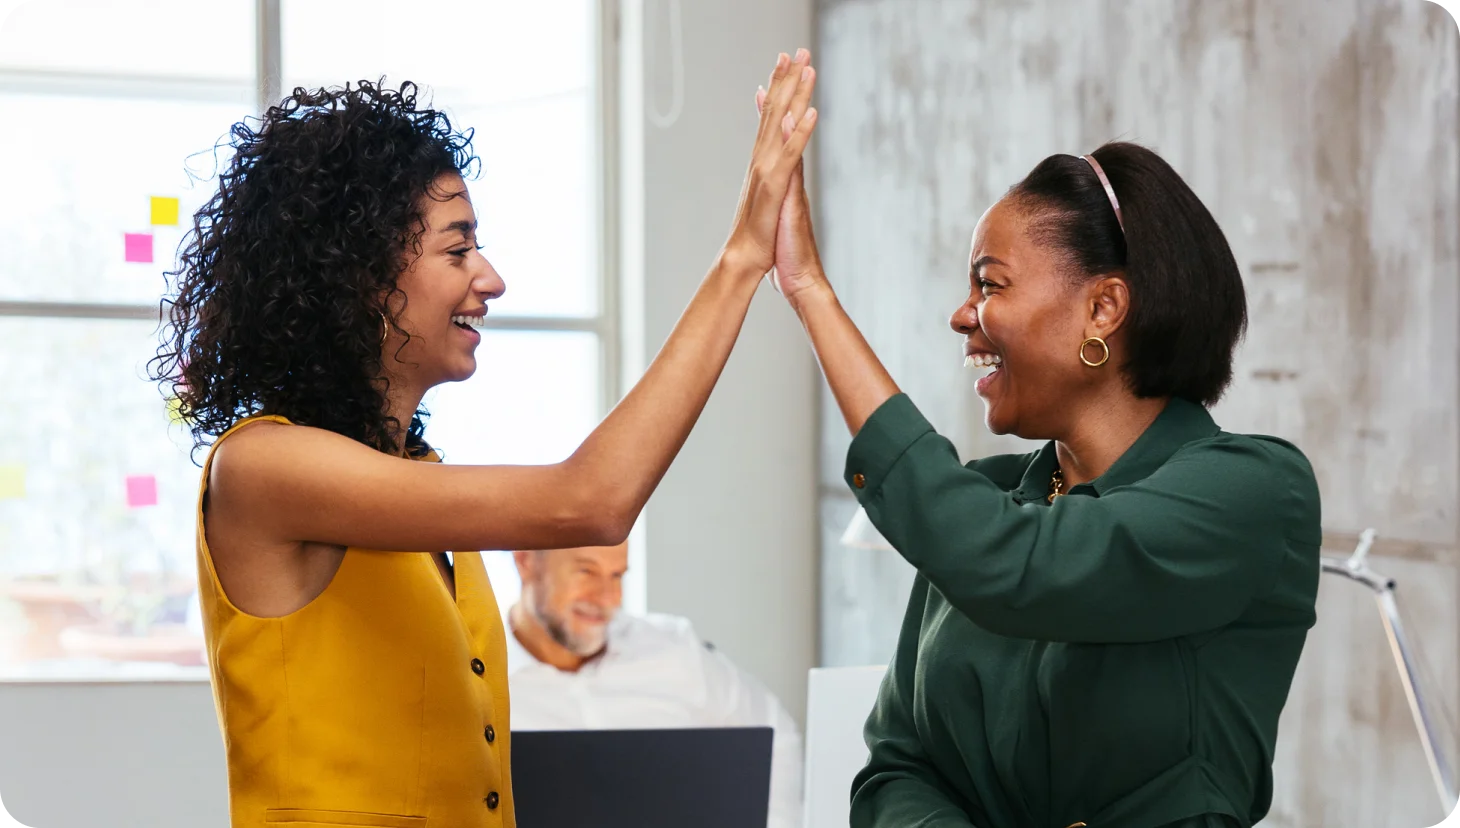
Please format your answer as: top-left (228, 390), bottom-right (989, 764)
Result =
top-left (485, 725), bottom-right (496, 743)
top-left (471, 658), bottom-right (485, 676)
top-left (486, 791), bottom-right (500, 810)
top-left (852, 473), bottom-right (866, 488)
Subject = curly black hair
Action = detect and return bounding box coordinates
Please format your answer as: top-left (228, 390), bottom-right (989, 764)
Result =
top-left (151, 80), bottom-right (478, 460)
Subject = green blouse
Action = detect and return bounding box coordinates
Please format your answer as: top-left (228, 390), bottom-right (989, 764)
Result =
top-left (845, 394), bottom-right (1321, 828)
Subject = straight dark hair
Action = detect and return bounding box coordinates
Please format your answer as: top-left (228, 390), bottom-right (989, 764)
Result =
top-left (1008, 141), bottom-right (1246, 407)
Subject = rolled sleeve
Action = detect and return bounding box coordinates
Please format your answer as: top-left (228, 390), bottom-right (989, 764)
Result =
top-left (845, 394), bottom-right (936, 498)
top-left (843, 395), bottom-right (1319, 644)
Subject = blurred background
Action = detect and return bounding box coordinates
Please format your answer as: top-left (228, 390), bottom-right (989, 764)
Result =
top-left (0, 0), bottom-right (1456, 826)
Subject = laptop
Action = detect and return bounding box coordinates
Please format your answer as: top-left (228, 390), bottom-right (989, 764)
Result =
top-left (511, 727), bottom-right (774, 828)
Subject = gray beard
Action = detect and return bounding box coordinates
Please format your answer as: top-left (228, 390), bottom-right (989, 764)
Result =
top-left (529, 597), bottom-right (609, 658)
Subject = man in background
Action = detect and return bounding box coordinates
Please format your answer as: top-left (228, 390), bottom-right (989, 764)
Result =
top-left (506, 541), bottom-right (804, 828)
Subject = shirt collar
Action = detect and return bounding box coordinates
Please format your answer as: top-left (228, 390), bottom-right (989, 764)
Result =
top-left (1013, 442), bottom-right (1062, 504)
top-left (1013, 397), bottom-right (1219, 502)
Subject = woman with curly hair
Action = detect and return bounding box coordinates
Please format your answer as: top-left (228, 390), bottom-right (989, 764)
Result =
top-left (151, 51), bottom-right (819, 827)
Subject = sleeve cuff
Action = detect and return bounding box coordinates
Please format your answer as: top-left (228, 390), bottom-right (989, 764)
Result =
top-left (844, 393), bottom-right (935, 501)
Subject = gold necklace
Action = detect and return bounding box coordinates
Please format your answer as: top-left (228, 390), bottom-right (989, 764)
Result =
top-left (1047, 468), bottom-right (1064, 503)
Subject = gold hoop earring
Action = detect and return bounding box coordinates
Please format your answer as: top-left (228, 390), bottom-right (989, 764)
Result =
top-left (380, 312), bottom-right (390, 347)
top-left (1079, 336), bottom-right (1109, 367)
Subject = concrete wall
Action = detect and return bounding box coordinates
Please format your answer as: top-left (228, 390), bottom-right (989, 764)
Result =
top-left (812, 1), bottom-right (1460, 825)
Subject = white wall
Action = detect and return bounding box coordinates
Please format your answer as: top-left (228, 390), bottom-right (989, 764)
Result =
top-left (620, 0), bottom-right (818, 723)
top-left (0, 3), bottom-right (821, 826)
top-left (0, 682), bottom-right (227, 828)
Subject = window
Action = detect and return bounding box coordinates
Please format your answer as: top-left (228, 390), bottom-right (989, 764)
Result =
top-left (0, 0), bottom-right (610, 679)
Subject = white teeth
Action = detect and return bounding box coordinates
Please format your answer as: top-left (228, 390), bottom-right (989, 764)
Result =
top-left (964, 354), bottom-right (1002, 369)
top-left (452, 315), bottom-right (486, 329)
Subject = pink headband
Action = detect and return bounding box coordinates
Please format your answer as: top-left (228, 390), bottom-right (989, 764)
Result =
top-left (1081, 154), bottom-right (1124, 235)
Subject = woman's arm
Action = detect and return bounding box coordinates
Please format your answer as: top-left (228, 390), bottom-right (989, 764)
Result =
top-left (752, 86), bottom-right (901, 436)
top-left (844, 395), bottom-right (1321, 643)
top-left (213, 51), bottom-right (822, 554)
top-left (788, 282), bottom-right (900, 435)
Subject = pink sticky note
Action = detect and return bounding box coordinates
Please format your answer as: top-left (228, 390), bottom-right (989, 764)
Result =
top-left (125, 474), bottom-right (158, 507)
top-left (124, 233), bottom-right (154, 263)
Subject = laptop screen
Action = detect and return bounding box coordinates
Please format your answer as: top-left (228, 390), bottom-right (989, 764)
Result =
top-left (511, 727), bottom-right (774, 828)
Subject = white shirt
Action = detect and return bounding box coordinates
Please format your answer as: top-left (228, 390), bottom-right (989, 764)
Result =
top-left (506, 611), bottom-right (805, 828)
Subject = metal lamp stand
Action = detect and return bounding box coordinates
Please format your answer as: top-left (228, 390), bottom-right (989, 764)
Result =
top-left (1321, 528), bottom-right (1458, 813)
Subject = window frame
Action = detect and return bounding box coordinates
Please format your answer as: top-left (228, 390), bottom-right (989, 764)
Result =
top-left (0, 0), bottom-right (620, 678)
top-left (0, 1), bottom-right (619, 414)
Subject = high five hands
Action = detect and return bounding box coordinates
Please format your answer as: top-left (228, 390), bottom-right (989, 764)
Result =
top-left (723, 49), bottom-right (819, 280)
top-left (755, 55), bottom-right (829, 307)
top-left (739, 50), bottom-right (899, 433)
top-left (723, 49), bottom-right (829, 308)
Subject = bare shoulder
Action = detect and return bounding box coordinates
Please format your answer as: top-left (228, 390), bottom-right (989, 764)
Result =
top-left (204, 420), bottom-right (356, 615)
top-left (206, 420), bottom-right (362, 547)
top-left (207, 420), bottom-right (277, 508)
top-left (209, 419), bottom-right (376, 501)
top-left (211, 418), bottom-right (356, 472)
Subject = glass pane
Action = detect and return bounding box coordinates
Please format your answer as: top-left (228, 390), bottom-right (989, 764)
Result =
top-left (282, 0), bottom-right (591, 107)
top-left (460, 95), bottom-right (597, 317)
top-left (0, 317), bottom-right (204, 679)
top-left (0, 93), bottom-right (249, 305)
top-left (0, 0), bottom-right (254, 80)
top-left (422, 330), bottom-right (600, 466)
top-left (281, 0), bottom-right (599, 317)
top-left (423, 329), bottom-right (602, 610)
top-left (0, 324), bottom-right (602, 679)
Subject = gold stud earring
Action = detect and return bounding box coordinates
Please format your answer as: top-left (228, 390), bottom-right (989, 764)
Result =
top-left (1079, 336), bottom-right (1109, 367)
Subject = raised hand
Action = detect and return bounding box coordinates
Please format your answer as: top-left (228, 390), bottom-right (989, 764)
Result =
top-left (756, 80), bottom-right (828, 304)
top-left (723, 49), bottom-right (819, 276)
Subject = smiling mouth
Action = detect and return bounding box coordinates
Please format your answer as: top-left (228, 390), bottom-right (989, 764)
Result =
top-left (451, 314), bottom-right (487, 331)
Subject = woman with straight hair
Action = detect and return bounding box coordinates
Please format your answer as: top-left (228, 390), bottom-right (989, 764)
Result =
top-left (754, 109), bottom-right (1320, 828)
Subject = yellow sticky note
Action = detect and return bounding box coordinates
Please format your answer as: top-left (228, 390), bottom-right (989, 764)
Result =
top-left (166, 395), bottom-right (186, 425)
top-left (0, 465), bottom-right (24, 500)
top-left (150, 196), bottom-right (180, 226)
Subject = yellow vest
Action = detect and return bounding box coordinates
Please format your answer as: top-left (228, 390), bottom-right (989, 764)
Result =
top-left (196, 415), bottom-right (515, 828)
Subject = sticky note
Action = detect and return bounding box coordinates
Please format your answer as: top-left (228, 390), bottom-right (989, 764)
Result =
top-left (124, 233), bottom-right (154, 263)
top-left (125, 474), bottom-right (158, 507)
top-left (150, 196), bottom-right (180, 226)
top-left (165, 396), bottom-right (186, 425)
top-left (0, 465), bottom-right (23, 500)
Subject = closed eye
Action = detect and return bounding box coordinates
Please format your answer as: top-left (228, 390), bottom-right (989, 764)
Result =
top-left (449, 244), bottom-right (484, 258)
